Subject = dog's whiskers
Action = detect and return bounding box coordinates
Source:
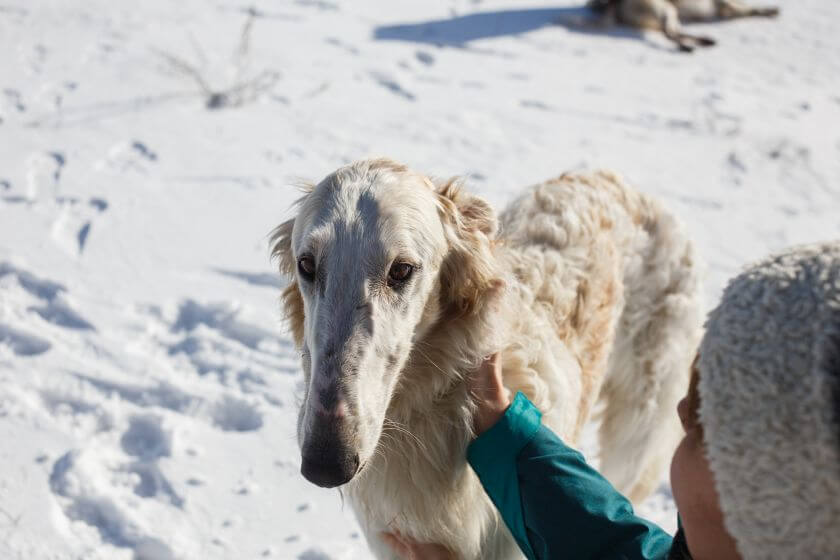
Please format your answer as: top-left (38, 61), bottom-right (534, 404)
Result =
top-left (410, 343), bottom-right (455, 380)
top-left (382, 418), bottom-right (427, 453)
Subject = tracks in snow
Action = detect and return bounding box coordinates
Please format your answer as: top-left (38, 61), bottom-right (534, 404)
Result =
top-left (0, 258), bottom-right (302, 557)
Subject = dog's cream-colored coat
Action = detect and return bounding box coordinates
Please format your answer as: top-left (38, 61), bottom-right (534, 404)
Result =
top-left (272, 159), bottom-right (702, 559)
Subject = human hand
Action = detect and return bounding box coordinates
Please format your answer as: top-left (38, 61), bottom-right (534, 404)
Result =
top-left (467, 352), bottom-right (512, 436)
top-left (381, 532), bottom-right (455, 560)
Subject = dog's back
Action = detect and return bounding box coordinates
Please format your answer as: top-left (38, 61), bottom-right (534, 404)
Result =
top-left (496, 171), bottom-right (702, 501)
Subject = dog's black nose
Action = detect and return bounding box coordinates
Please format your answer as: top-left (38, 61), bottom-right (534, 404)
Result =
top-left (300, 450), bottom-right (359, 488)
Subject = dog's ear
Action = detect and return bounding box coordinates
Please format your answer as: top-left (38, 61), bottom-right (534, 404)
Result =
top-left (438, 179), bottom-right (498, 237)
top-left (436, 180), bottom-right (504, 318)
top-left (270, 218), bottom-right (305, 347)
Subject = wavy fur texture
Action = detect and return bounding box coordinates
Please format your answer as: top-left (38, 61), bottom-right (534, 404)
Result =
top-left (271, 159), bottom-right (702, 559)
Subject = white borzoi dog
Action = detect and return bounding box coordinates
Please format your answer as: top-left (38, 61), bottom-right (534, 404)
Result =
top-left (271, 159), bottom-right (702, 559)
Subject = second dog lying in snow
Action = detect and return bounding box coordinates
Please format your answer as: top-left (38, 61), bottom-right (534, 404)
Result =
top-left (588, 0), bottom-right (779, 52)
top-left (271, 159), bottom-right (702, 559)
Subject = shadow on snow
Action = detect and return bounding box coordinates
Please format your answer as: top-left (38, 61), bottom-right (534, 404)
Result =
top-left (373, 6), bottom-right (648, 48)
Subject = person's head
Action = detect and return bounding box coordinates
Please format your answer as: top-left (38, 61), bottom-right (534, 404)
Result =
top-left (670, 242), bottom-right (840, 560)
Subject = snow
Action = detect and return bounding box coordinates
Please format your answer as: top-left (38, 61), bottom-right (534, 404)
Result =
top-left (1, 0), bottom-right (838, 558)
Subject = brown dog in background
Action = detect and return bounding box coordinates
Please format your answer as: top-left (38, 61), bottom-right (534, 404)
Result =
top-left (588, 0), bottom-right (779, 51)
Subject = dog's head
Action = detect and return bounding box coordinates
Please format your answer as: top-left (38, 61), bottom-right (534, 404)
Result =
top-left (271, 159), bottom-right (502, 488)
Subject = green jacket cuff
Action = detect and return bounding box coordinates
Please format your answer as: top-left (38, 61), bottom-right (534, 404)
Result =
top-left (467, 391), bottom-right (541, 559)
top-left (468, 391), bottom-right (542, 466)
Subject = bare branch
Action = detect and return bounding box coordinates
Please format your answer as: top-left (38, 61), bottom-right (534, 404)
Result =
top-left (154, 49), bottom-right (213, 95)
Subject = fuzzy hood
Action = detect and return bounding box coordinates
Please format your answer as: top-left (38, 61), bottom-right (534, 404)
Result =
top-left (697, 242), bottom-right (840, 559)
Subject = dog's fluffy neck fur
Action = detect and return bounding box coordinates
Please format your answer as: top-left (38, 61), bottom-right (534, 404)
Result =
top-left (347, 265), bottom-right (513, 556)
top-left (374, 190), bottom-right (512, 450)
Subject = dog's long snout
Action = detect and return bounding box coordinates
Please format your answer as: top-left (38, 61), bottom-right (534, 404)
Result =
top-left (301, 445), bottom-right (359, 488)
top-left (300, 399), bottom-right (359, 488)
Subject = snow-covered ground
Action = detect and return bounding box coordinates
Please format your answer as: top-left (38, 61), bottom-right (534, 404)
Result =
top-left (1, 0), bottom-right (838, 558)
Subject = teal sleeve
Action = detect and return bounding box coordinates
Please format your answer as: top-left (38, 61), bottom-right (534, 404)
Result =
top-left (467, 392), bottom-right (674, 560)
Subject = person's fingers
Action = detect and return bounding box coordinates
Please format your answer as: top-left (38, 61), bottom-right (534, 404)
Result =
top-left (478, 352), bottom-right (510, 403)
top-left (381, 532), bottom-right (455, 560)
top-left (381, 532), bottom-right (413, 559)
top-left (470, 352), bottom-right (501, 395)
top-left (484, 351), bottom-right (502, 382)
top-left (406, 542), bottom-right (454, 560)
top-left (468, 352), bottom-right (512, 435)
top-left (487, 351), bottom-right (504, 391)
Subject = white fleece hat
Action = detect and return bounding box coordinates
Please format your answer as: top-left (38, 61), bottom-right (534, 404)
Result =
top-left (697, 242), bottom-right (840, 560)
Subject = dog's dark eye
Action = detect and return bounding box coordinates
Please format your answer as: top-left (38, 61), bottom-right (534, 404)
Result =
top-left (388, 262), bottom-right (414, 287)
top-left (298, 255), bottom-right (316, 281)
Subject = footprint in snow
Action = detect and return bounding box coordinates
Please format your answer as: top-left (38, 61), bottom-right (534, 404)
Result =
top-left (298, 548), bottom-right (334, 560)
top-left (134, 539), bottom-right (176, 560)
top-left (0, 323), bottom-right (51, 356)
top-left (369, 72), bottom-right (416, 101)
top-left (120, 414), bottom-right (172, 460)
top-left (50, 194), bottom-right (109, 257)
top-left (30, 297), bottom-right (95, 330)
top-left (118, 416), bottom-right (184, 506)
top-left (171, 299), bottom-right (274, 350)
top-left (71, 372), bottom-right (198, 414)
top-left (130, 141), bottom-right (158, 162)
top-left (3, 88), bottom-right (26, 112)
top-left (415, 51), bottom-right (435, 65)
top-left (324, 37), bottom-right (359, 55)
top-left (99, 139), bottom-right (158, 174)
top-left (126, 461), bottom-right (184, 507)
top-left (25, 150), bottom-right (64, 200)
top-left (49, 449), bottom-right (177, 558)
top-left (211, 396), bottom-right (263, 432)
top-left (89, 197), bottom-right (108, 211)
top-left (725, 151), bottom-right (748, 187)
top-left (1, 262), bottom-right (95, 330)
top-left (520, 99), bottom-right (552, 111)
